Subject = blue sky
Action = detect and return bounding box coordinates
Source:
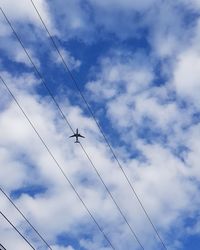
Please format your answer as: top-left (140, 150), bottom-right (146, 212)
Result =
top-left (0, 0), bottom-right (200, 249)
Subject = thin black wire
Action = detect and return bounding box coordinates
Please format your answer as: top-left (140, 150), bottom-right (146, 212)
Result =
top-left (79, 143), bottom-right (144, 249)
top-left (0, 8), bottom-right (144, 249)
top-left (0, 243), bottom-right (6, 250)
top-left (0, 211), bottom-right (35, 250)
top-left (0, 187), bottom-right (53, 250)
top-left (0, 7), bottom-right (74, 134)
top-left (0, 75), bottom-right (115, 250)
top-left (29, 1), bottom-right (168, 249)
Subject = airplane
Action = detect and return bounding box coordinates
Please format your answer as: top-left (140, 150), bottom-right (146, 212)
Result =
top-left (69, 128), bottom-right (85, 143)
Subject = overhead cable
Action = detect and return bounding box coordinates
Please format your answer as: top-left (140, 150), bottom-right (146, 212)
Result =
top-left (0, 8), bottom-right (144, 249)
top-left (0, 74), bottom-right (115, 250)
top-left (28, 1), bottom-right (168, 249)
top-left (0, 243), bottom-right (6, 250)
top-left (0, 211), bottom-right (35, 250)
top-left (0, 187), bottom-right (53, 250)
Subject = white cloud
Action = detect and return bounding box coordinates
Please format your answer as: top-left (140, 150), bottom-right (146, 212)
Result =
top-left (173, 49), bottom-right (200, 105)
top-left (86, 52), bottom-right (181, 132)
top-left (0, 217), bottom-right (32, 250)
top-left (1, 1), bottom-right (200, 249)
top-left (0, 0), bottom-right (56, 68)
top-left (47, 0), bottom-right (93, 42)
top-left (0, 68), bottom-right (182, 250)
top-left (0, 35), bottom-right (41, 68)
top-left (87, 52), bottom-right (154, 101)
top-left (51, 49), bottom-right (81, 71)
top-left (85, 44), bottom-right (200, 248)
top-left (0, 71), bottom-right (147, 249)
top-left (0, 0), bottom-right (54, 31)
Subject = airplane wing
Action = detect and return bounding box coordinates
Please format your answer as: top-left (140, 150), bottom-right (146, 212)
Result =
top-left (78, 134), bottom-right (85, 138)
top-left (69, 134), bottom-right (76, 138)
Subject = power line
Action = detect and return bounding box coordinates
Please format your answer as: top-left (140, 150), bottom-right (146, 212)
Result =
top-left (0, 243), bottom-right (6, 250)
top-left (0, 211), bottom-right (35, 250)
top-left (28, 1), bottom-right (168, 249)
top-left (79, 143), bottom-right (144, 249)
top-left (0, 187), bottom-right (53, 250)
top-left (0, 8), bottom-right (144, 249)
top-left (0, 74), bottom-right (115, 250)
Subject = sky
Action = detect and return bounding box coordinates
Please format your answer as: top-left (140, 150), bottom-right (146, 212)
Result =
top-left (0, 0), bottom-right (200, 249)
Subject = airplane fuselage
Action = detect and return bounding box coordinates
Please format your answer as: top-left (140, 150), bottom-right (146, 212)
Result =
top-left (69, 128), bottom-right (85, 143)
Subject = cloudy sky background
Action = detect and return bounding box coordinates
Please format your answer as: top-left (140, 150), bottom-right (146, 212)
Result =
top-left (0, 0), bottom-right (200, 249)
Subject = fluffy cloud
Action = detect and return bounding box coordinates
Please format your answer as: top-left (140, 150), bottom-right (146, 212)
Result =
top-left (87, 51), bottom-right (154, 100)
top-left (0, 0), bottom-right (53, 30)
top-left (85, 38), bottom-right (200, 248)
top-left (51, 49), bottom-right (81, 71)
top-left (0, 71), bottom-right (147, 249)
top-left (1, 0), bottom-right (200, 250)
top-left (47, 0), bottom-right (93, 42)
top-left (173, 49), bottom-right (200, 106)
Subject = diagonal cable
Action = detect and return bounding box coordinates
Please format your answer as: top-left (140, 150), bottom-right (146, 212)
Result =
top-left (0, 187), bottom-right (53, 250)
top-left (28, 1), bottom-right (168, 249)
top-left (0, 7), bottom-right (145, 249)
top-left (0, 211), bottom-right (35, 250)
top-left (0, 243), bottom-right (6, 250)
top-left (0, 74), bottom-right (115, 250)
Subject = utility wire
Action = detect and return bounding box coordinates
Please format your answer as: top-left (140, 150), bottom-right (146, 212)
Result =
top-left (79, 143), bottom-right (144, 249)
top-left (0, 8), bottom-right (144, 249)
top-left (0, 74), bottom-right (115, 250)
top-left (29, 1), bottom-right (168, 249)
top-left (0, 7), bottom-right (74, 134)
top-left (0, 211), bottom-right (35, 250)
top-left (0, 243), bottom-right (6, 250)
top-left (0, 187), bottom-right (53, 250)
